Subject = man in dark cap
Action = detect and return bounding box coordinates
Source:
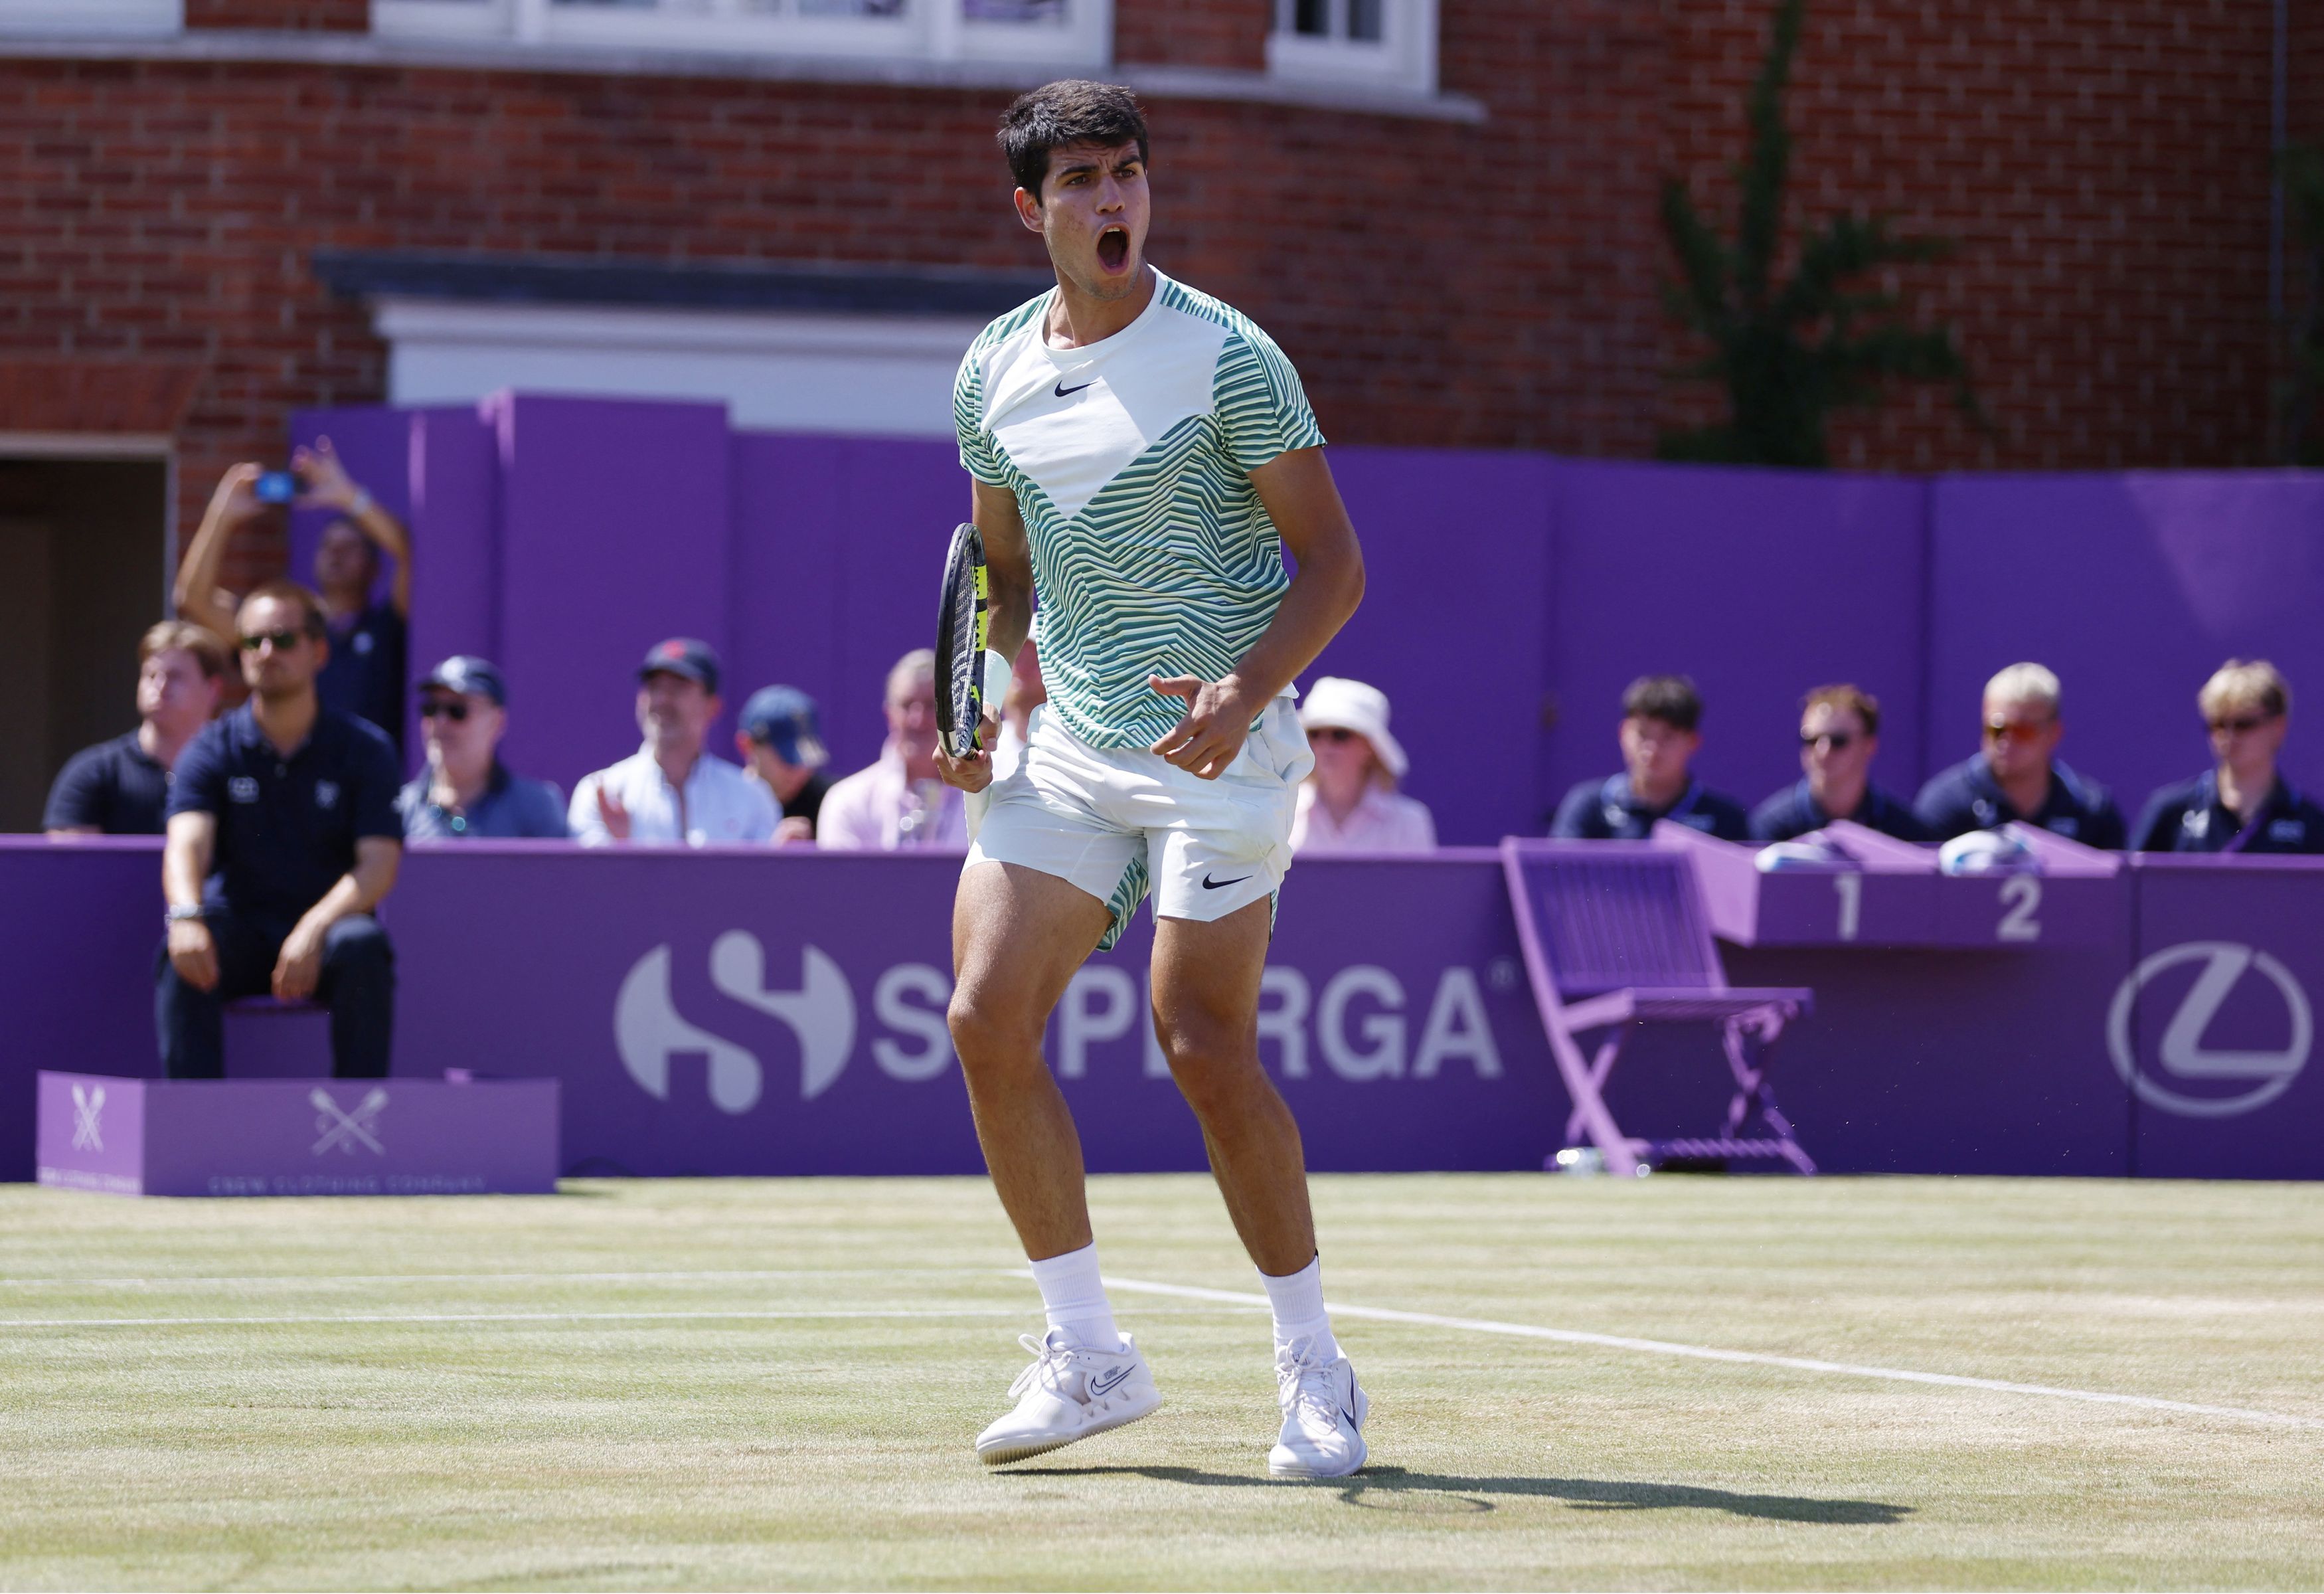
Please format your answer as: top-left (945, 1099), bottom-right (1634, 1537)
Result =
top-left (397, 656), bottom-right (568, 840)
top-left (734, 684), bottom-right (834, 844)
top-left (568, 637), bottom-right (775, 846)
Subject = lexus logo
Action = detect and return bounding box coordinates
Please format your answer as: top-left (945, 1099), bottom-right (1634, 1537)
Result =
top-left (614, 933), bottom-right (857, 1114)
top-left (2106, 942), bottom-right (2313, 1118)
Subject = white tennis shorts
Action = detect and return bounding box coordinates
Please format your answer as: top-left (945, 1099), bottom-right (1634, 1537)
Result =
top-left (966, 696), bottom-right (1313, 950)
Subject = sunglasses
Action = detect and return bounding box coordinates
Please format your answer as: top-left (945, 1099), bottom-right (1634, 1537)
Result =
top-left (237, 628), bottom-right (311, 652)
top-left (1983, 718), bottom-right (2051, 745)
top-left (2208, 713), bottom-right (2278, 735)
top-left (1308, 727), bottom-right (1360, 744)
top-left (419, 699), bottom-right (472, 723)
top-left (1801, 731), bottom-right (1857, 751)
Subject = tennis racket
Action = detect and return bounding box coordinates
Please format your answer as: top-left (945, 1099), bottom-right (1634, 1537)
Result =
top-left (936, 520), bottom-right (989, 760)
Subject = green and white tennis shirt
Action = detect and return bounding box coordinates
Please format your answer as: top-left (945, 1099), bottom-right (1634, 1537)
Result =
top-left (954, 270), bottom-right (1327, 751)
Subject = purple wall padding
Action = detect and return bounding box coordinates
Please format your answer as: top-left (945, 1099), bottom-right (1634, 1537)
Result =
top-left (1546, 462), bottom-right (1931, 821)
top-left (1927, 473), bottom-right (2324, 824)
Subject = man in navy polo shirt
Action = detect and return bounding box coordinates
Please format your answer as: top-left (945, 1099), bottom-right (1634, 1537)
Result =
top-left (44, 622), bottom-right (227, 836)
top-left (1914, 662), bottom-right (2125, 848)
top-left (398, 656), bottom-right (568, 840)
top-left (1551, 674), bottom-right (1750, 842)
top-left (159, 580), bottom-right (404, 1079)
top-left (1750, 683), bottom-right (1932, 843)
top-left (2133, 660), bottom-right (2324, 854)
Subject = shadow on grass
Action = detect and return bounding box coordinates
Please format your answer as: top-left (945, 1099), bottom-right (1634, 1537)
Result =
top-left (1013, 1464), bottom-right (1912, 1524)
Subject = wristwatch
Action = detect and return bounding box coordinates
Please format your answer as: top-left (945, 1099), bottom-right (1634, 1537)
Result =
top-left (165, 903), bottom-right (205, 925)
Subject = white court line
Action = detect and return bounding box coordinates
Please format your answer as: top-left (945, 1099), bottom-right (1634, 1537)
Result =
top-left (0, 1304), bottom-right (1237, 1331)
top-left (0, 1268), bottom-right (995, 1289)
top-left (1102, 1277), bottom-right (2324, 1431)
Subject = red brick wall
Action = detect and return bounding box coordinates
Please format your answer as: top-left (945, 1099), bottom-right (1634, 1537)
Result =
top-left (1661, 0), bottom-right (2280, 470)
top-left (0, 0), bottom-right (2295, 583)
top-left (186, 0), bottom-right (367, 30)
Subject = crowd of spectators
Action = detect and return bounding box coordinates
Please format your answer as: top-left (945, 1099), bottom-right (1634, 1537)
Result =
top-left (29, 455), bottom-right (2324, 1079)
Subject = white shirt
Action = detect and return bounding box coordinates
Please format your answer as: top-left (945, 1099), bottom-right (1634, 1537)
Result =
top-left (1290, 783), bottom-right (1437, 854)
top-left (568, 746), bottom-right (777, 847)
top-left (817, 743), bottom-right (969, 850)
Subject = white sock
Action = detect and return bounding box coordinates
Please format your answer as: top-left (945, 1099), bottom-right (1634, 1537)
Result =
top-left (1028, 1242), bottom-right (1119, 1350)
top-left (1260, 1255), bottom-right (1339, 1360)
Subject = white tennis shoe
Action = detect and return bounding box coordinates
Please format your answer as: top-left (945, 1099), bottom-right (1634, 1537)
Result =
top-left (975, 1328), bottom-right (1161, 1466)
top-left (1268, 1338), bottom-right (1369, 1478)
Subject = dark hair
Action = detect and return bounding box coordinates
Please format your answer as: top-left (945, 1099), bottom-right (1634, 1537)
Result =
top-left (139, 620), bottom-right (228, 681)
top-left (1621, 673), bottom-right (1704, 732)
top-left (998, 79), bottom-right (1149, 199)
top-left (239, 578), bottom-right (330, 639)
top-left (1801, 682), bottom-right (1880, 737)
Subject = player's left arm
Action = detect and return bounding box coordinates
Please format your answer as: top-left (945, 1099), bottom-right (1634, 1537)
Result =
top-left (1149, 446), bottom-right (1365, 780)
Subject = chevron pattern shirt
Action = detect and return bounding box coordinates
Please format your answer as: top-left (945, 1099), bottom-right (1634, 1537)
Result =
top-left (954, 270), bottom-right (1327, 751)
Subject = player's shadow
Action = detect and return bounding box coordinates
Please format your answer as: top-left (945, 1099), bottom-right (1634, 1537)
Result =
top-left (1012, 1464), bottom-right (1912, 1524)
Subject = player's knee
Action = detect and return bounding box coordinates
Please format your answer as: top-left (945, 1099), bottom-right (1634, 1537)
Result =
top-left (1152, 1012), bottom-right (1260, 1109)
top-left (946, 990), bottom-right (1041, 1076)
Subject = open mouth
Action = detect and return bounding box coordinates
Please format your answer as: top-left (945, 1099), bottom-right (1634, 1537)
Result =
top-left (1096, 226), bottom-right (1130, 272)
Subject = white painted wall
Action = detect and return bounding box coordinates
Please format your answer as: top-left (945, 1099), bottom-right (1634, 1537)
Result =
top-left (375, 299), bottom-right (987, 438)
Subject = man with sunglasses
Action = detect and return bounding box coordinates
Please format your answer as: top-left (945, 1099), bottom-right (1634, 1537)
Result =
top-left (1750, 684), bottom-right (1931, 843)
top-left (2131, 660), bottom-right (2324, 853)
top-left (158, 581), bottom-right (403, 1079)
top-left (1913, 662), bottom-right (2125, 848)
top-left (398, 656), bottom-right (568, 840)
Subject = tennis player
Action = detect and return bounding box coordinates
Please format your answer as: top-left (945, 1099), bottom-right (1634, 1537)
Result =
top-left (936, 80), bottom-right (1370, 1478)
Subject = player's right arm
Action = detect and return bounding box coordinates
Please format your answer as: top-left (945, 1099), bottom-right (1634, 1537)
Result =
top-left (934, 479), bottom-right (1029, 796)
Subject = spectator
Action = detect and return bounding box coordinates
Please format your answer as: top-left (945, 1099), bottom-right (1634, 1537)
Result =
top-left (1914, 662), bottom-right (2125, 847)
top-left (991, 638), bottom-right (1047, 780)
top-left (735, 685), bottom-right (834, 845)
top-left (1750, 684), bottom-right (1932, 843)
top-left (1551, 674), bottom-right (1750, 842)
top-left (569, 638), bottom-right (776, 847)
top-left (158, 580), bottom-right (402, 1080)
top-left (2132, 660), bottom-right (2324, 853)
top-left (818, 648), bottom-right (968, 849)
top-left (397, 656), bottom-right (568, 840)
top-left (175, 441), bottom-right (412, 750)
top-left (1289, 676), bottom-right (1436, 853)
top-left (44, 622), bottom-right (228, 836)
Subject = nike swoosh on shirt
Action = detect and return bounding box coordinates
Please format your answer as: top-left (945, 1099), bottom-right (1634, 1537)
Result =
top-left (1054, 379), bottom-right (1094, 398)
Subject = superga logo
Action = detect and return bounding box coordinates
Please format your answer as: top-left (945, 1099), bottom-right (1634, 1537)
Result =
top-left (612, 936), bottom-right (1504, 1116)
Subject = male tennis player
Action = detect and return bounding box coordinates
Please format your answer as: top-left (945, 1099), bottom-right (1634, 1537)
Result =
top-left (936, 80), bottom-right (1369, 1478)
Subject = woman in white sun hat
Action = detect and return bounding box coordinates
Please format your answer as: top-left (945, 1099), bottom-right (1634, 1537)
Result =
top-left (1290, 675), bottom-right (1437, 853)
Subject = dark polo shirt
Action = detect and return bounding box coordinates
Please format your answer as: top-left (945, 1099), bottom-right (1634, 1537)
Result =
top-left (44, 732), bottom-right (171, 834)
top-left (1550, 773), bottom-right (1752, 843)
top-left (784, 768), bottom-right (833, 834)
top-left (317, 600), bottom-right (408, 754)
top-left (168, 703), bottom-right (402, 922)
top-left (2131, 772), bottom-right (2324, 855)
top-left (398, 764), bottom-right (569, 840)
top-left (1750, 779), bottom-right (1934, 844)
top-left (1912, 754), bottom-right (2126, 850)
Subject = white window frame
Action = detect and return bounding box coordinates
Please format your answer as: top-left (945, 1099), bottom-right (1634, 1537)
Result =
top-left (373, 0), bottom-right (1111, 68)
top-left (1266, 0), bottom-right (1434, 95)
top-left (0, 0), bottom-right (181, 35)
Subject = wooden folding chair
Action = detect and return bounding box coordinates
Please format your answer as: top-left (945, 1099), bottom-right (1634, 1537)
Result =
top-left (1501, 839), bottom-right (1816, 1176)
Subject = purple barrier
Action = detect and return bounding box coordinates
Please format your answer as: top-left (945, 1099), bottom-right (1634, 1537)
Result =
top-left (9, 839), bottom-right (2320, 1182)
top-left (1546, 462), bottom-right (1932, 816)
top-left (1927, 473), bottom-right (2324, 822)
top-left (37, 1070), bottom-right (558, 1197)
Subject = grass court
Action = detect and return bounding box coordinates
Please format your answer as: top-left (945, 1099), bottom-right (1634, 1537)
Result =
top-left (3, 1173), bottom-right (2321, 1590)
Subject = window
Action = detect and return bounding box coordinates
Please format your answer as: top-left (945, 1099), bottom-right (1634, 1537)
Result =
top-left (0, 0), bottom-right (181, 34)
top-left (1268, 0), bottom-right (1433, 94)
top-left (373, 0), bottom-right (1110, 67)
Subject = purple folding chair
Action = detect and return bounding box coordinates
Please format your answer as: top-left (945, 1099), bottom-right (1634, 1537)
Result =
top-left (1501, 839), bottom-right (1816, 1176)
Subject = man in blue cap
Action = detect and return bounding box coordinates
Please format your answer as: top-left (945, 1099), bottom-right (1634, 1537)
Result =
top-left (397, 656), bottom-right (568, 840)
top-left (734, 684), bottom-right (833, 844)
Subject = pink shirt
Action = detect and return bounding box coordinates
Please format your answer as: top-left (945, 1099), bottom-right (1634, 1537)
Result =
top-left (1290, 784), bottom-right (1437, 854)
top-left (816, 743), bottom-right (969, 850)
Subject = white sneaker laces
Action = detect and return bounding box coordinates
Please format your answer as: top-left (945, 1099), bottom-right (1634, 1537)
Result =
top-left (1275, 1338), bottom-right (1343, 1427)
top-left (1007, 1330), bottom-right (1083, 1402)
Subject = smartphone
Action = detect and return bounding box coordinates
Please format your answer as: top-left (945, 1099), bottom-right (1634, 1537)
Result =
top-left (254, 470), bottom-right (298, 504)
